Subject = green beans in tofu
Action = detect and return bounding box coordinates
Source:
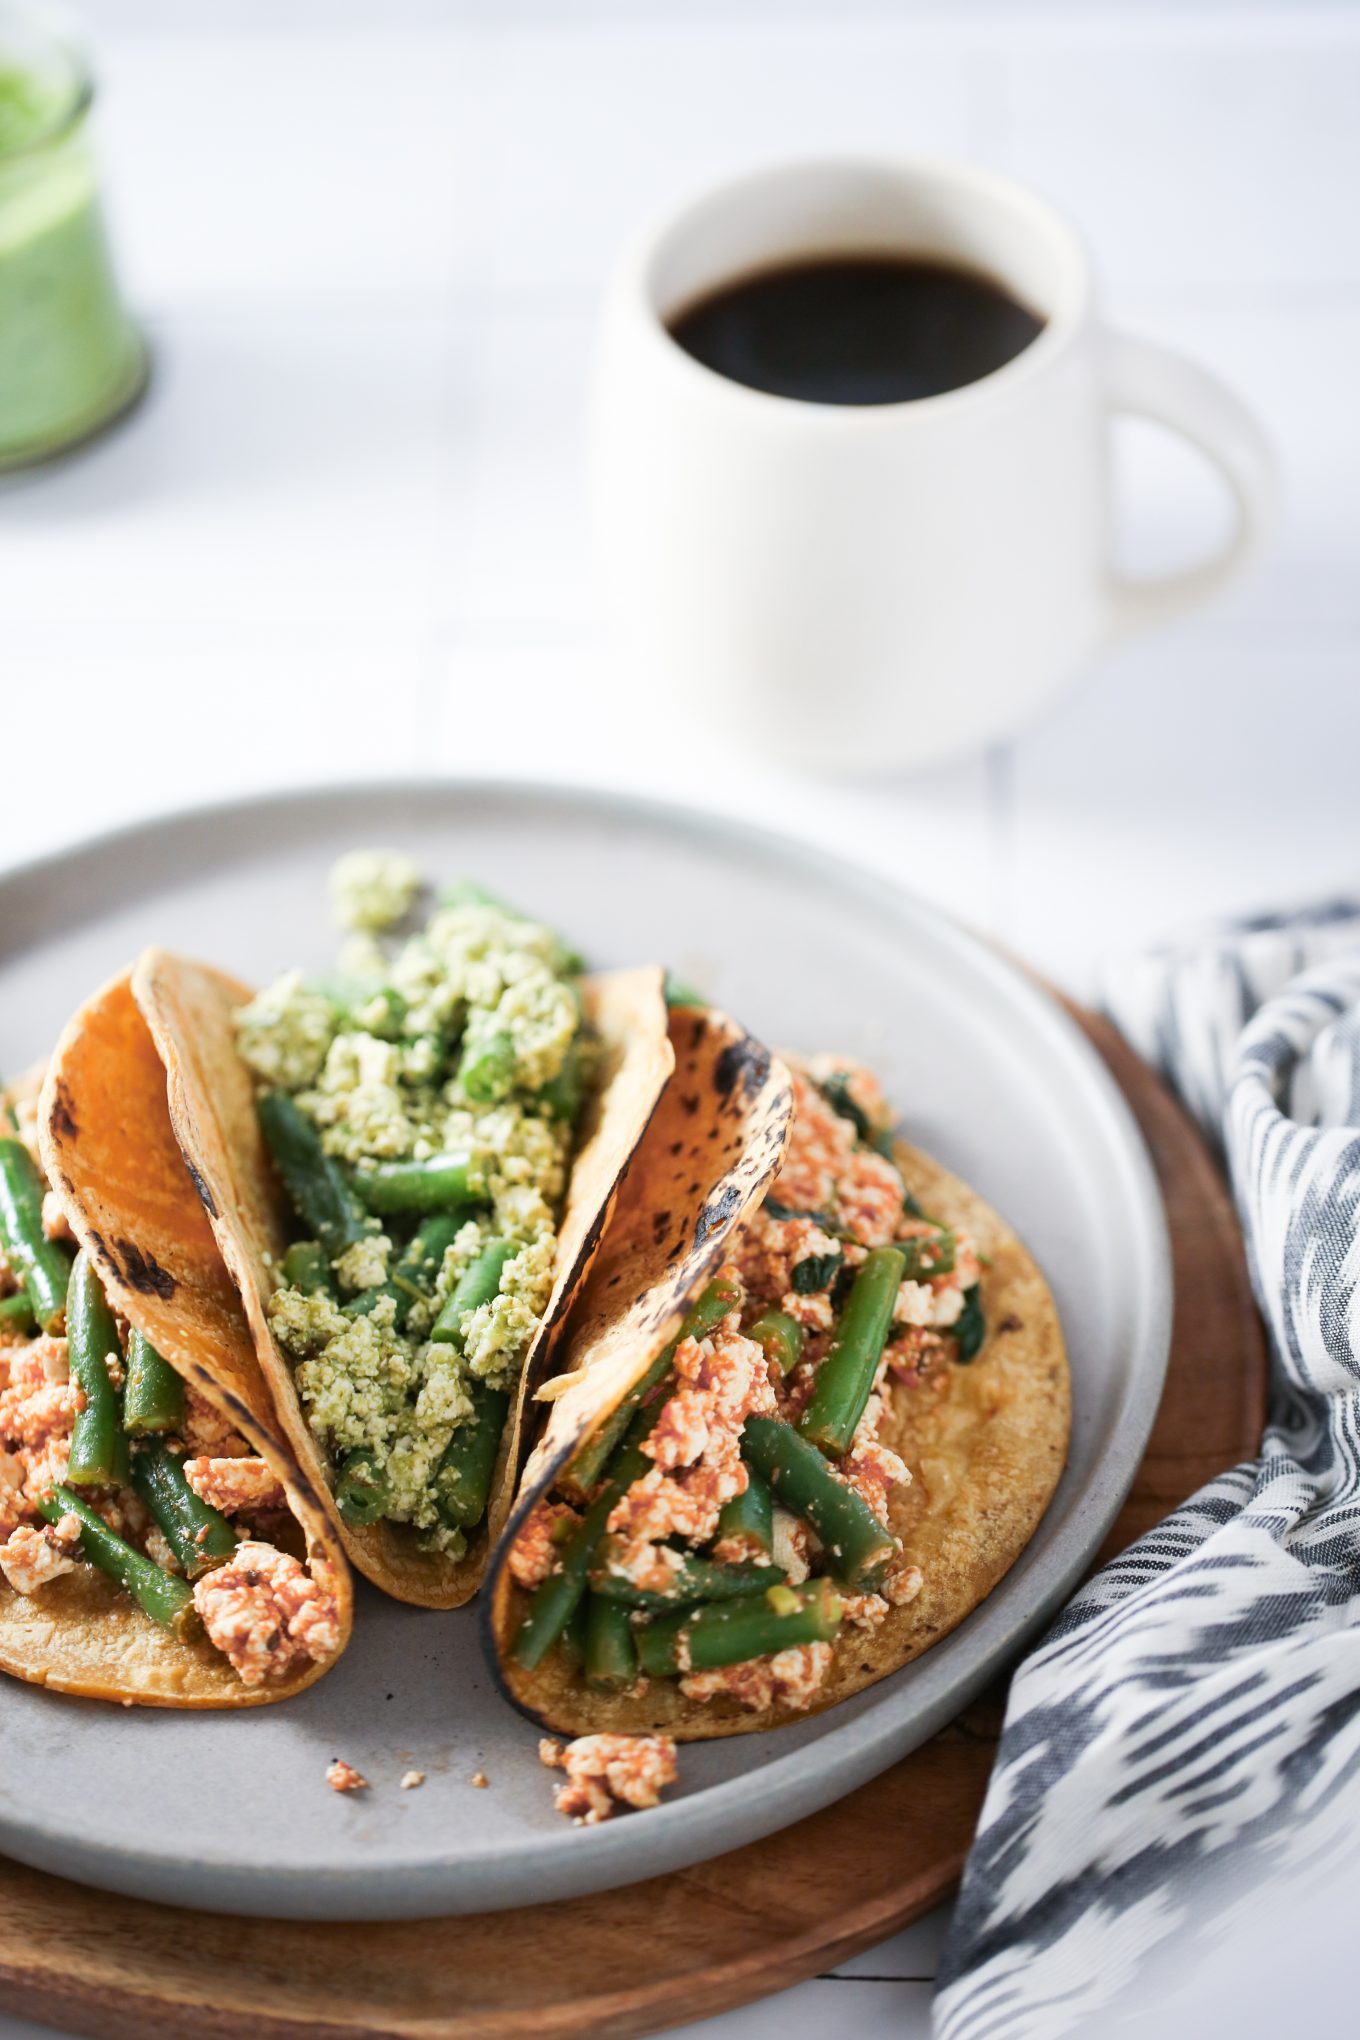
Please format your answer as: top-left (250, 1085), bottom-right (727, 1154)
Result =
top-left (633, 1578), bottom-right (843, 1679)
top-left (130, 1442), bottom-right (237, 1579)
top-left (430, 1238), bottom-right (517, 1349)
top-left (354, 1152), bottom-right (487, 1216)
top-left (457, 1030), bottom-right (517, 1104)
top-left (561, 1273), bottom-right (744, 1500)
top-left (511, 1397), bottom-right (669, 1670)
top-left (590, 1546), bottom-right (787, 1611)
top-left (536, 1033), bottom-right (589, 1124)
top-left (584, 1593), bottom-right (639, 1692)
top-left (37, 1484), bottom-right (196, 1636)
top-left (797, 1246), bottom-right (906, 1456)
top-left (390, 1215), bottom-right (462, 1318)
top-left (741, 1415), bottom-right (897, 1589)
top-left (898, 1229), bottom-right (956, 1280)
top-left (122, 1330), bottom-right (185, 1436)
top-left (559, 1593), bottom-right (589, 1672)
top-left (0, 1137), bottom-right (72, 1334)
top-left (0, 1292), bottom-right (36, 1334)
top-left (257, 1091), bottom-right (373, 1258)
top-left (334, 1446), bottom-right (390, 1527)
top-left (746, 1307), bottom-right (805, 1374)
top-left (715, 1466), bottom-right (774, 1557)
top-left (281, 1239), bottom-right (337, 1299)
top-left (64, 1251), bottom-right (128, 1488)
top-left (434, 1382), bottom-right (510, 1529)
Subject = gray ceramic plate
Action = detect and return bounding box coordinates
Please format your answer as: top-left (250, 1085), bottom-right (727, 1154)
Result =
top-left (0, 781), bottom-right (1170, 1920)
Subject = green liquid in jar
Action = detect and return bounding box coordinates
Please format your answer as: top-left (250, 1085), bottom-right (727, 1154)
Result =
top-left (0, 58), bottom-right (145, 469)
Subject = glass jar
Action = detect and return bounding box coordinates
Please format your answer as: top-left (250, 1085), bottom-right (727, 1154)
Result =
top-left (0, 1), bottom-right (146, 470)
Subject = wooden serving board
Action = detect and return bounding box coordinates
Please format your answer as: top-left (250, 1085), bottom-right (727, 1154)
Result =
top-left (0, 1004), bottom-right (1268, 2040)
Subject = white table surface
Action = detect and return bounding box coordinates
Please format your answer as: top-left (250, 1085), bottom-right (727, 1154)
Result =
top-left (2, 2), bottom-right (1354, 2033)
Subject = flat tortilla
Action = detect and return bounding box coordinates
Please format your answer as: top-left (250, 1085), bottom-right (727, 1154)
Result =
top-left (9, 972), bottom-right (353, 1708)
top-left (489, 1116), bottom-right (1069, 1740)
top-left (133, 949), bottom-right (674, 1609)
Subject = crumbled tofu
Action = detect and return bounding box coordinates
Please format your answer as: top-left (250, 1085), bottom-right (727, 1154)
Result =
top-left (469, 1769), bottom-right (489, 1789)
top-left (326, 1759), bottom-right (369, 1794)
top-left (193, 1541), bottom-right (340, 1686)
top-left (539, 1733), bottom-right (678, 1825)
top-left (330, 849), bottom-right (423, 934)
top-left (0, 1523), bottom-right (79, 1595)
top-left (400, 1769), bottom-right (425, 1790)
top-left (183, 1455), bottom-right (284, 1515)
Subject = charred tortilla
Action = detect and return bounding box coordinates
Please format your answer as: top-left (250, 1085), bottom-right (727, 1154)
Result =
top-left (135, 950), bottom-right (674, 1609)
top-left (1, 972), bottom-right (354, 1708)
top-left (488, 1054), bottom-right (1068, 1739)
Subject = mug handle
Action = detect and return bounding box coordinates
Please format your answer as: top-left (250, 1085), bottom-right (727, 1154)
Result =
top-left (1102, 328), bottom-right (1279, 640)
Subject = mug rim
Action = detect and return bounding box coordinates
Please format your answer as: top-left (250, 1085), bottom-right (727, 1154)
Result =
top-left (620, 152), bottom-right (1092, 425)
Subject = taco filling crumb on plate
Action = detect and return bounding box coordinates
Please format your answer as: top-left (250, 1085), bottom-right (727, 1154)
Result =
top-left (493, 1034), bottom-right (1069, 1757)
top-left (135, 855), bottom-right (674, 1608)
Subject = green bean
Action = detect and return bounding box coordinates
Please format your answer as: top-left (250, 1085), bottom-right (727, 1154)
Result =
top-left (633, 1579), bottom-right (843, 1679)
top-left (741, 1415), bottom-right (897, 1588)
top-left (37, 1484), bottom-right (196, 1636)
top-left (715, 1467), bottom-right (773, 1557)
top-left (510, 1397), bottom-right (669, 1671)
top-left (434, 1382), bottom-right (510, 1529)
top-left (590, 1546), bottom-right (786, 1611)
top-left (392, 1214), bottom-right (463, 1310)
top-left (0, 1292), bottom-right (36, 1334)
top-left (122, 1330), bottom-right (185, 1436)
top-left (798, 1246), bottom-right (906, 1455)
top-left (130, 1442), bottom-right (237, 1579)
top-left (430, 1237), bottom-right (517, 1348)
top-left (559, 1593), bottom-right (589, 1671)
top-left (354, 1153), bottom-right (487, 1216)
top-left (0, 1138), bottom-right (72, 1334)
top-left (746, 1307), bottom-right (805, 1374)
top-left (257, 1092), bottom-right (373, 1258)
top-left (281, 1239), bottom-right (337, 1298)
top-left (64, 1252), bottom-right (128, 1488)
top-left (334, 1446), bottom-right (390, 1527)
top-left (584, 1593), bottom-right (638, 1691)
top-left (457, 1029), bottom-right (517, 1104)
top-left (348, 1213), bottom-right (465, 1329)
top-left (536, 1033), bottom-right (589, 1124)
top-left (953, 1284), bottom-right (986, 1362)
top-left (898, 1229), bottom-right (956, 1280)
top-left (561, 1273), bottom-right (744, 1501)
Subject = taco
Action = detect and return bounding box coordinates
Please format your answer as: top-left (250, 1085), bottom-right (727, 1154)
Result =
top-left (0, 972), bottom-right (351, 1708)
top-left (489, 1031), bottom-right (1068, 1741)
top-left (135, 856), bottom-right (674, 1609)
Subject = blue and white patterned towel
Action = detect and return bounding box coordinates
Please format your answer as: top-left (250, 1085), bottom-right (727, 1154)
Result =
top-left (933, 899), bottom-right (1360, 2039)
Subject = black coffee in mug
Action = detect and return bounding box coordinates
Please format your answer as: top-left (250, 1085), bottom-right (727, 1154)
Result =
top-left (666, 254), bottom-right (1044, 406)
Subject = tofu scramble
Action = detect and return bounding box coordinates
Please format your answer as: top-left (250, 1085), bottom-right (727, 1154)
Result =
top-left (0, 1095), bottom-right (340, 1687)
top-left (236, 856), bottom-right (594, 1555)
top-left (510, 1053), bottom-right (984, 1733)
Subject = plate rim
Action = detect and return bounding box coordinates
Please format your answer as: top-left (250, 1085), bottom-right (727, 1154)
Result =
top-left (0, 775), bottom-right (1172, 1918)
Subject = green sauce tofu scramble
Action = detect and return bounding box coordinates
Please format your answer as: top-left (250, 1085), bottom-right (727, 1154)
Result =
top-left (234, 853), bottom-right (594, 1573)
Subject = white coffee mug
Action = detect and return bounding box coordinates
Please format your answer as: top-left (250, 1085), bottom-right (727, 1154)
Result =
top-left (590, 156), bottom-right (1277, 772)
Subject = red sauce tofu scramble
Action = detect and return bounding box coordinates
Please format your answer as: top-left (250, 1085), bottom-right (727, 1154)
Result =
top-left (510, 1054), bottom-right (985, 1793)
top-left (0, 1114), bottom-right (338, 1690)
top-left (539, 1734), bottom-right (678, 1825)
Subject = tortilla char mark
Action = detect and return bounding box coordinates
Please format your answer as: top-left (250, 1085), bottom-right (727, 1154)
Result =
top-left (47, 1082), bottom-right (78, 1142)
top-left (88, 1228), bottom-right (178, 1300)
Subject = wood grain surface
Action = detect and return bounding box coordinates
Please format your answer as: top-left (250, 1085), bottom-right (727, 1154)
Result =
top-left (0, 1004), bottom-right (1269, 2040)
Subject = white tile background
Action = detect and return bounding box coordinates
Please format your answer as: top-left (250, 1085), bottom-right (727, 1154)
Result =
top-left (2, 2), bottom-right (1356, 2033)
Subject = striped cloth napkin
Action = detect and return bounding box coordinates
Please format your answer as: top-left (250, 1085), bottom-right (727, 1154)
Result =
top-left (933, 899), bottom-right (1360, 2039)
